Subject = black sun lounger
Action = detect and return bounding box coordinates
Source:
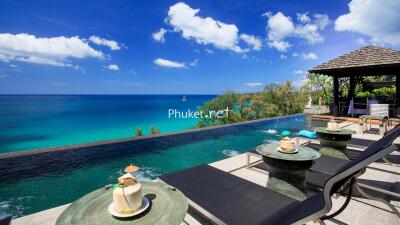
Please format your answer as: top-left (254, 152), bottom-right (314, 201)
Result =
top-left (161, 164), bottom-right (324, 225)
top-left (160, 125), bottom-right (400, 225)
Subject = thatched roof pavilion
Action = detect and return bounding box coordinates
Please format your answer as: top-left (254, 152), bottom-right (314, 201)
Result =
top-left (309, 46), bottom-right (400, 115)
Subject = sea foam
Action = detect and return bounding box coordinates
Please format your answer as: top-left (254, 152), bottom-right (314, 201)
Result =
top-left (222, 149), bottom-right (240, 157)
top-left (262, 129), bottom-right (278, 134)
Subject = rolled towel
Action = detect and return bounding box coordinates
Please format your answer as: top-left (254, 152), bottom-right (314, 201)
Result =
top-left (299, 130), bottom-right (317, 139)
top-left (281, 130), bottom-right (291, 136)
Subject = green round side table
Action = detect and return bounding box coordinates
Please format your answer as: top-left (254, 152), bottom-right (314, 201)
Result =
top-left (56, 181), bottom-right (188, 225)
top-left (256, 143), bottom-right (321, 201)
top-left (315, 127), bottom-right (355, 158)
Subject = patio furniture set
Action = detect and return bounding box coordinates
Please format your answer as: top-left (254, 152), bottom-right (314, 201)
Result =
top-left (342, 97), bottom-right (396, 135)
top-left (161, 125), bottom-right (400, 225)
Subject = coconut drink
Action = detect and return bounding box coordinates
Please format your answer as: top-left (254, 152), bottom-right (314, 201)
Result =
top-left (327, 118), bottom-right (339, 131)
top-left (113, 165), bottom-right (143, 213)
top-left (279, 137), bottom-right (295, 153)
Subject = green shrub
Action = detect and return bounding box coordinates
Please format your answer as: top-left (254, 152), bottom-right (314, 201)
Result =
top-left (373, 86), bottom-right (396, 100)
top-left (355, 86), bottom-right (396, 101)
top-left (356, 91), bottom-right (373, 98)
top-left (135, 128), bottom-right (142, 136)
top-left (150, 126), bottom-right (160, 135)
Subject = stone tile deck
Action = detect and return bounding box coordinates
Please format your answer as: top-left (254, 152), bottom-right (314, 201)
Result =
top-left (12, 122), bottom-right (400, 225)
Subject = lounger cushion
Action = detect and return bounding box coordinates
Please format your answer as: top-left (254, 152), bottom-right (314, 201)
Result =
top-left (161, 164), bottom-right (321, 225)
top-left (348, 138), bottom-right (375, 148)
top-left (311, 155), bottom-right (349, 175)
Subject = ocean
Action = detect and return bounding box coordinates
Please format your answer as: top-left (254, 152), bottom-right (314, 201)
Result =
top-left (0, 95), bottom-right (215, 154)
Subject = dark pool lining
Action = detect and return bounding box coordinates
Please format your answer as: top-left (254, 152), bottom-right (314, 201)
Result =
top-left (0, 114), bottom-right (304, 182)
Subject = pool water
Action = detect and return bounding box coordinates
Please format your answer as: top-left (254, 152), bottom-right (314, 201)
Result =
top-left (0, 114), bottom-right (324, 218)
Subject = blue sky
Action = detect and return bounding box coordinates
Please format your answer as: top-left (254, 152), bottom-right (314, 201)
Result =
top-left (0, 0), bottom-right (399, 94)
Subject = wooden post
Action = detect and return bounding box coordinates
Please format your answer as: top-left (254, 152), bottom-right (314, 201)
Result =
top-left (349, 76), bottom-right (355, 101)
top-left (333, 75), bottom-right (339, 115)
top-left (396, 74), bottom-right (400, 115)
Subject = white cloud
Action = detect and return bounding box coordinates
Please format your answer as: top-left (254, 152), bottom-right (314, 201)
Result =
top-left (293, 52), bottom-right (318, 60)
top-left (294, 74), bottom-right (308, 88)
top-left (0, 33), bottom-right (103, 67)
top-left (265, 12), bottom-right (294, 52)
top-left (265, 12), bottom-right (294, 42)
top-left (280, 54), bottom-right (287, 59)
top-left (268, 40), bottom-right (291, 52)
top-left (106, 64), bottom-right (119, 71)
top-left (154, 58), bottom-right (186, 68)
top-left (17, 56), bottom-right (70, 67)
top-left (335, 0), bottom-right (400, 47)
top-left (166, 2), bottom-right (245, 53)
top-left (297, 13), bottom-right (311, 23)
top-left (152, 28), bottom-right (168, 43)
top-left (189, 59), bottom-right (198, 66)
top-left (356, 37), bottom-right (368, 45)
top-left (294, 23), bottom-right (324, 44)
top-left (9, 64), bottom-right (17, 68)
top-left (293, 69), bottom-right (309, 88)
top-left (264, 12), bottom-right (330, 52)
top-left (243, 82), bottom-right (263, 87)
top-left (294, 70), bottom-right (304, 74)
top-left (302, 52), bottom-right (318, 60)
top-left (205, 48), bottom-right (214, 54)
top-left (89, 36), bottom-right (121, 50)
top-left (239, 34), bottom-right (262, 51)
top-left (314, 14), bottom-right (330, 29)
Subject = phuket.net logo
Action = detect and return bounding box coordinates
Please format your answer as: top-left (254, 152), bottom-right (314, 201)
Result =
top-left (168, 107), bottom-right (230, 119)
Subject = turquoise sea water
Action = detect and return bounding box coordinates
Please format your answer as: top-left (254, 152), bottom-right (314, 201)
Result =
top-left (0, 113), bottom-right (322, 219)
top-left (0, 95), bottom-right (214, 153)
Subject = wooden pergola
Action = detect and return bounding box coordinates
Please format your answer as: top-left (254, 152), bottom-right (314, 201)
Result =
top-left (309, 46), bottom-right (400, 116)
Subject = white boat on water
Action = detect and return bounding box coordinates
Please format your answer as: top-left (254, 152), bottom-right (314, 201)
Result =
top-left (182, 96), bottom-right (187, 102)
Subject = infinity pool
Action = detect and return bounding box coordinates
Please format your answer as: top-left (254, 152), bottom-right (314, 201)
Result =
top-left (0, 114), bottom-right (324, 218)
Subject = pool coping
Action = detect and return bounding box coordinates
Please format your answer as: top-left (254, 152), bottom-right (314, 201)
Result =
top-left (0, 113), bottom-right (304, 159)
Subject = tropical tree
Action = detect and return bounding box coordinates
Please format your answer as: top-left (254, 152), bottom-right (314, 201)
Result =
top-left (301, 73), bottom-right (333, 105)
top-left (262, 81), bottom-right (307, 116)
top-left (197, 81), bottom-right (307, 127)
